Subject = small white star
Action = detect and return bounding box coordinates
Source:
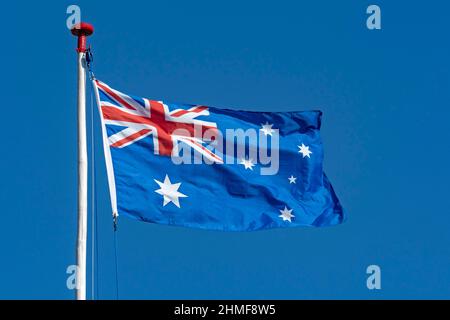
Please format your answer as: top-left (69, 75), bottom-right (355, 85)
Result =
top-left (154, 174), bottom-right (188, 208)
top-left (240, 158), bottom-right (255, 170)
top-left (288, 175), bottom-right (297, 184)
top-left (260, 122), bottom-right (275, 136)
top-left (279, 206), bottom-right (295, 222)
top-left (298, 143), bottom-right (312, 158)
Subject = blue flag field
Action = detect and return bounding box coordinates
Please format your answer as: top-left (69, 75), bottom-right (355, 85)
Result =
top-left (93, 79), bottom-right (344, 231)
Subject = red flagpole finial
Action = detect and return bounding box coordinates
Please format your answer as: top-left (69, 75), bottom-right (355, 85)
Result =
top-left (71, 22), bottom-right (94, 53)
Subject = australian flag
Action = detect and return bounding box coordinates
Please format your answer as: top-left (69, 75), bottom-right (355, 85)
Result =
top-left (93, 80), bottom-right (345, 231)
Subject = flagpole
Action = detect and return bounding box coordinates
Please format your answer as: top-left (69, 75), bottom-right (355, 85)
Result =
top-left (71, 22), bottom-right (94, 301)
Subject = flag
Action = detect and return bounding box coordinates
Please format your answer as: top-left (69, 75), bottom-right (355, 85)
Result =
top-left (93, 79), bottom-right (345, 231)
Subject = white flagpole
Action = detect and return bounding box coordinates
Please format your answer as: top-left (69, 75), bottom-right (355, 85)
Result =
top-left (71, 22), bottom-right (94, 301)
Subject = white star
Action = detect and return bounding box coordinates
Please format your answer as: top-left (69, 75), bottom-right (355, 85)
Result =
top-left (288, 175), bottom-right (297, 184)
top-left (260, 122), bottom-right (275, 136)
top-left (154, 174), bottom-right (188, 208)
top-left (240, 158), bottom-right (255, 170)
top-left (279, 206), bottom-right (295, 222)
top-left (298, 143), bottom-right (312, 158)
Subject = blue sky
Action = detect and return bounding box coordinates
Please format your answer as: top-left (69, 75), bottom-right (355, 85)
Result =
top-left (2, 1), bottom-right (450, 299)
